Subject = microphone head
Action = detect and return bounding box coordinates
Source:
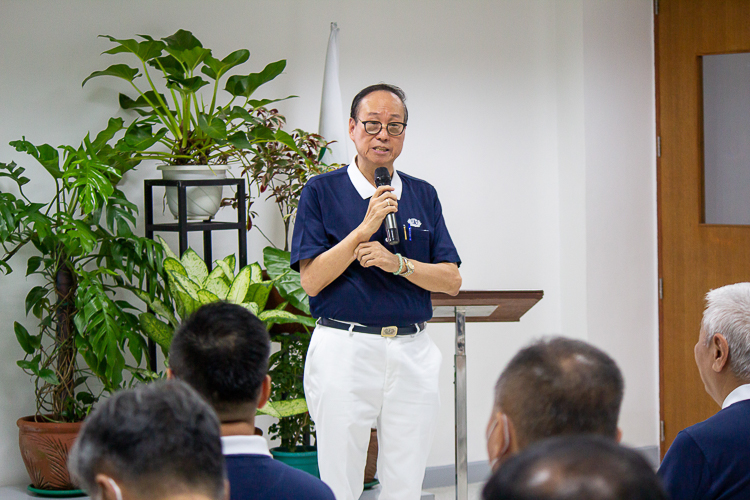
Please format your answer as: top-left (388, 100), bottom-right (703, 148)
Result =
top-left (374, 167), bottom-right (392, 187)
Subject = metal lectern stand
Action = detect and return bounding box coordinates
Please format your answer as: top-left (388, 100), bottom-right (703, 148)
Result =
top-left (429, 290), bottom-right (544, 500)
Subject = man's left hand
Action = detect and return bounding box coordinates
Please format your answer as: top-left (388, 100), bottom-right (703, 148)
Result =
top-left (354, 241), bottom-right (400, 273)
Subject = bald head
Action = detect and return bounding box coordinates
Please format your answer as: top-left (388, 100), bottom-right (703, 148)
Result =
top-left (483, 435), bottom-right (666, 500)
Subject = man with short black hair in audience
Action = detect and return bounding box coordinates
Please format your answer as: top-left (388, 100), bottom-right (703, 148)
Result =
top-left (483, 435), bottom-right (668, 500)
top-left (68, 380), bottom-right (228, 500)
top-left (169, 301), bottom-right (335, 500)
top-left (486, 337), bottom-right (624, 469)
top-left (659, 282), bottom-right (750, 499)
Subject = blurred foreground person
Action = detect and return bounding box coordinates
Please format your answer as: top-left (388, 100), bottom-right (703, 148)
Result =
top-left (68, 380), bottom-right (227, 500)
top-left (486, 337), bottom-right (624, 470)
top-left (169, 302), bottom-right (334, 500)
top-left (483, 435), bottom-right (667, 500)
top-left (659, 282), bottom-right (750, 499)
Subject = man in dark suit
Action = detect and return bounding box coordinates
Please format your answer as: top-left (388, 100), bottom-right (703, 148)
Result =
top-left (659, 282), bottom-right (750, 499)
top-left (169, 302), bottom-right (335, 500)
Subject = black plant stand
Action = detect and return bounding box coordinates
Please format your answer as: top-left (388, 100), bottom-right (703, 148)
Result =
top-left (144, 178), bottom-right (248, 369)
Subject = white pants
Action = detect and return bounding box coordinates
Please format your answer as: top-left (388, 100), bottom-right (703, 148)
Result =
top-left (304, 324), bottom-right (442, 500)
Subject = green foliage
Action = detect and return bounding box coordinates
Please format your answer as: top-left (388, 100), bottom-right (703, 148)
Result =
top-left (84, 29), bottom-right (336, 238)
top-left (83, 29), bottom-right (308, 169)
top-left (136, 237), bottom-right (314, 355)
top-left (239, 107), bottom-right (337, 250)
top-left (0, 132), bottom-right (166, 422)
top-left (266, 331), bottom-right (312, 451)
top-left (262, 248), bottom-right (316, 450)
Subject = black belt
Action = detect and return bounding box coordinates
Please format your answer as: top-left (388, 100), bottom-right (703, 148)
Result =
top-left (318, 318), bottom-right (426, 337)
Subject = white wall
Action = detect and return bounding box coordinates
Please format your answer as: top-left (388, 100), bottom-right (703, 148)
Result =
top-left (0, 0), bottom-right (657, 486)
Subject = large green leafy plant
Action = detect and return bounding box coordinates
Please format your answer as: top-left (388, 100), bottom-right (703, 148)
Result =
top-left (135, 238), bottom-right (315, 354)
top-left (0, 125), bottom-right (165, 422)
top-left (83, 29), bottom-right (295, 167)
top-left (83, 29), bottom-right (334, 227)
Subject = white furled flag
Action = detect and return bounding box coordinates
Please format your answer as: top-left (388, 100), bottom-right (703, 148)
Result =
top-left (318, 22), bottom-right (348, 165)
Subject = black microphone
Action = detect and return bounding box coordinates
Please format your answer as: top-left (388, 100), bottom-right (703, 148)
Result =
top-left (374, 167), bottom-right (400, 245)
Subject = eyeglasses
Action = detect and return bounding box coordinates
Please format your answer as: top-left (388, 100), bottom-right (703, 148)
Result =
top-left (357, 119), bottom-right (407, 136)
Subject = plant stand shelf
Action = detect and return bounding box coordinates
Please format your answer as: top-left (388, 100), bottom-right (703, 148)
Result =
top-left (144, 178), bottom-right (248, 370)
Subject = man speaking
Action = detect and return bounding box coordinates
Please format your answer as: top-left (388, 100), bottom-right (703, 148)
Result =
top-left (291, 83), bottom-right (461, 500)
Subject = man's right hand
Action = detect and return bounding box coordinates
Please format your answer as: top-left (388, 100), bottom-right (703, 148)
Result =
top-left (300, 186), bottom-right (398, 297)
top-left (358, 185), bottom-right (398, 240)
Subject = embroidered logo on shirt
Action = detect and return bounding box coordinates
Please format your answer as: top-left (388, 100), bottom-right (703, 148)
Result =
top-left (407, 218), bottom-right (422, 228)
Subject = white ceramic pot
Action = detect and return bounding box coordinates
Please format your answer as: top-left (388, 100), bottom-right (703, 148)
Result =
top-left (157, 165), bottom-right (230, 220)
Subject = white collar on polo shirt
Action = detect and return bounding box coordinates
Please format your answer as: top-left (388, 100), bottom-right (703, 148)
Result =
top-left (722, 383), bottom-right (750, 409)
top-left (347, 155), bottom-right (402, 200)
top-left (221, 434), bottom-right (272, 457)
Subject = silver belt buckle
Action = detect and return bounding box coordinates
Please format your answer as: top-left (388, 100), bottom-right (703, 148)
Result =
top-left (381, 326), bottom-right (398, 338)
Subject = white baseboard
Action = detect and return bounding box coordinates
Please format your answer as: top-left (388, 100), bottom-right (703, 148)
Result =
top-left (420, 445), bottom-right (661, 489)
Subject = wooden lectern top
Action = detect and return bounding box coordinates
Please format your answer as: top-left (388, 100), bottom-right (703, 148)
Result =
top-left (429, 290), bottom-right (543, 323)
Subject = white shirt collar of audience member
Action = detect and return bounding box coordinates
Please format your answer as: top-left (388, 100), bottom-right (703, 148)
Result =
top-left (348, 155), bottom-right (403, 200)
top-left (221, 435), bottom-right (272, 457)
top-left (722, 383), bottom-right (750, 409)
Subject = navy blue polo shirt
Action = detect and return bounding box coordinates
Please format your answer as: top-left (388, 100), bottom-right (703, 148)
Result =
top-left (290, 163), bottom-right (461, 326)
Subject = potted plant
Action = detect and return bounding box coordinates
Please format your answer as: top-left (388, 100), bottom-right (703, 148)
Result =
top-left (239, 107), bottom-right (336, 248)
top-left (260, 247), bottom-right (319, 473)
top-left (83, 29), bottom-right (308, 220)
top-left (135, 237), bottom-right (315, 354)
top-left (0, 126), bottom-right (166, 493)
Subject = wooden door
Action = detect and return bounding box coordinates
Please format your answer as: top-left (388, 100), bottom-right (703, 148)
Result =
top-left (658, 0), bottom-right (750, 456)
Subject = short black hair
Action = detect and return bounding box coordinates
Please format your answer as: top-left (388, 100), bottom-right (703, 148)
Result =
top-left (68, 380), bottom-right (225, 500)
top-left (482, 435), bottom-right (667, 500)
top-left (495, 337), bottom-right (624, 448)
top-left (169, 302), bottom-right (271, 416)
top-left (350, 83), bottom-right (408, 123)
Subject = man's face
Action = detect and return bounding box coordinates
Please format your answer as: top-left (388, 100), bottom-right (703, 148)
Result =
top-left (348, 90), bottom-right (406, 171)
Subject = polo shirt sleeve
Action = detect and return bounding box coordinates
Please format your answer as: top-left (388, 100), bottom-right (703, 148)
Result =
top-left (658, 429), bottom-right (711, 500)
top-left (430, 189), bottom-right (461, 266)
top-left (290, 181), bottom-right (329, 272)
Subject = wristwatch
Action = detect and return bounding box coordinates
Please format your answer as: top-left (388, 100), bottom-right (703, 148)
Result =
top-left (401, 257), bottom-right (415, 277)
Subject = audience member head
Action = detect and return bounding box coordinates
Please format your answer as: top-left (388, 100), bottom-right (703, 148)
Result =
top-left (68, 380), bottom-right (226, 500)
top-left (695, 282), bottom-right (750, 405)
top-left (168, 301), bottom-right (272, 423)
top-left (482, 435), bottom-right (667, 500)
top-left (487, 337), bottom-right (624, 469)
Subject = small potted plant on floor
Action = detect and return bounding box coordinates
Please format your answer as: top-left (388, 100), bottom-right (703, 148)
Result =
top-left (0, 126), bottom-right (166, 493)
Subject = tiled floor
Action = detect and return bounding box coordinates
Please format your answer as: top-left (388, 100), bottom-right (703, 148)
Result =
top-left (425, 482), bottom-right (484, 500)
top-left (359, 482), bottom-right (484, 500)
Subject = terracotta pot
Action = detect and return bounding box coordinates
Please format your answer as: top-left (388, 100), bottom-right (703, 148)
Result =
top-left (17, 416), bottom-right (82, 490)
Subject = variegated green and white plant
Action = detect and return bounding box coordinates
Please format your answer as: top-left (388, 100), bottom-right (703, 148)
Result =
top-left (134, 236), bottom-right (315, 354)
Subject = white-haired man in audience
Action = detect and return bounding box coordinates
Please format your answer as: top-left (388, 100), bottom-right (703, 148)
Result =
top-left (659, 282), bottom-right (750, 499)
